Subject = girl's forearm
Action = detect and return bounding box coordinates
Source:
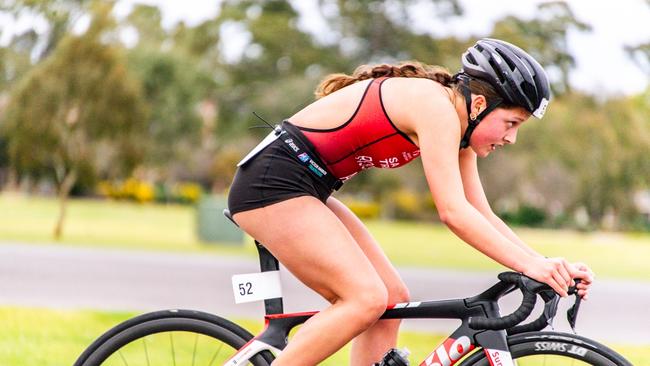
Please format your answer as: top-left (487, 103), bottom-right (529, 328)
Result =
top-left (486, 212), bottom-right (543, 258)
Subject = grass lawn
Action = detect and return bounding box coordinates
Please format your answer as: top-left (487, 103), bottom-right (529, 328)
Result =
top-left (1, 194), bottom-right (649, 280)
top-left (0, 307), bottom-right (646, 366)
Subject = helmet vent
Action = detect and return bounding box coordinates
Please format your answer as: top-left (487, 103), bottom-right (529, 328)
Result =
top-left (521, 81), bottom-right (537, 104)
top-left (466, 53), bottom-right (477, 65)
top-left (488, 58), bottom-right (506, 83)
top-left (498, 49), bottom-right (518, 71)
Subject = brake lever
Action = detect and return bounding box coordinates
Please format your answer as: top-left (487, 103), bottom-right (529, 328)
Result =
top-left (542, 291), bottom-right (560, 329)
top-left (566, 279), bottom-right (582, 333)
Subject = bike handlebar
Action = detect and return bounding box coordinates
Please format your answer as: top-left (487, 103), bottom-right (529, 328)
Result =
top-left (468, 272), bottom-right (580, 332)
top-left (468, 272), bottom-right (539, 330)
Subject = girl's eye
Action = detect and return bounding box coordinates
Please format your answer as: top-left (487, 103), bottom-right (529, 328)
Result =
top-left (506, 122), bottom-right (514, 128)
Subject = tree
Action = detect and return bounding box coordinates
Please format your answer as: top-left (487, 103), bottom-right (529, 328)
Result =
top-left (316, 0), bottom-right (463, 64)
top-left (490, 1), bottom-right (591, 95)
top-left (480, 91), bottom-right (650, 229)
top-left (0, 0), bottom-right (90, 61)
top-left (2, 3), bottom-right (148, 239)
top-left (625, 42), bottom-right (650, 75)
top-left (127, 49), bottom-right (212, 175)
top-left (119, 4), bottom-right (220, 185)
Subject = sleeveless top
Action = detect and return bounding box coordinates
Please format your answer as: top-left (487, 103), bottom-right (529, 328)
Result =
top-left (296, 77), bottom-right (421, 180)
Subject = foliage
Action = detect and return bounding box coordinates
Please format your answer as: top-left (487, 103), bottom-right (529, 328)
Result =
top-left (489, 1), bottom-right (591, 94)
top-left (0, 0), bottom-right (90, 60)
top-left (339, 196), bottom-right (382, 219)
top-left (127, 49), bottom-right (210, 169)
top-left (1, 3), bottom-right (148, 237)
top-left (499, 204), bottom-right (548, 227)
top-left (121, 3), bottom-right (218, 176)
top-left (97, 179), bottom-right (203, 204)
top-left (480, 89), bottom-right (650, 230)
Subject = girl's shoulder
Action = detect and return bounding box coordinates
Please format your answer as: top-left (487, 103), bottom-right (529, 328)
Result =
top-left (381, 77), bottom-right (456, 126)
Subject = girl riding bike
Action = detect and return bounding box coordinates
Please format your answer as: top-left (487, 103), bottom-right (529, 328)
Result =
top-left (227, 38), bottom-right (595, 366)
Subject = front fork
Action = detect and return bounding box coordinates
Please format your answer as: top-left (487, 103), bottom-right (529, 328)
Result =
top-left (419, 328), bottom-right (513, 366)
top-left (476, 329), bottom-right (514, 366)
top-left (224, 339), bottom-right (281, 366)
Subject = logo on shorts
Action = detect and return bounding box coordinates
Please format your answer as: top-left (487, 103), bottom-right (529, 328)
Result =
top-left (298, 152), bottom-right (310, 162)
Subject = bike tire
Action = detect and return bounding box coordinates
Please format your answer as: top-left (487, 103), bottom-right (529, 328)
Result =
top-left (458, 331), bottom-right (632, 366)
top-left (74, 309), bottom-right (275, 366)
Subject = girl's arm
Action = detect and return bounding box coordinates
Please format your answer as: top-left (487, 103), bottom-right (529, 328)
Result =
top-left (458, 148), bottom-right (594, 297)
top-left (458, 148), bottom-right (542, 258)
top-left (393, 80), bottom-right (583, 297)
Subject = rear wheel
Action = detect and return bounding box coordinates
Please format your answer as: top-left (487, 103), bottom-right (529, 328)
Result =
top-left (459, 331), bottom-right (632, 366)
top-left (74, 309), bottom-right (274, 366)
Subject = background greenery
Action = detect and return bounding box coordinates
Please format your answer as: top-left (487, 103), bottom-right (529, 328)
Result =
top-left (1, 194), bottom-right (649, 280)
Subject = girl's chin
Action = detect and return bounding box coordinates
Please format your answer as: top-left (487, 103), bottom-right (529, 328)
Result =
top-left (471, 145), bottom-right (492, 158)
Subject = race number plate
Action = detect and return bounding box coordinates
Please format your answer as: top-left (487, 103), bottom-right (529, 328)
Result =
top-left (237, 129), bottom-right (286, 167)
top-left (231, 271), bottom-right (282, 304)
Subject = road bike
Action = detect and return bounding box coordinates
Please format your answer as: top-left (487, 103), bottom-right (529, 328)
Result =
top-left (74, 209), bottom-right (632, 366)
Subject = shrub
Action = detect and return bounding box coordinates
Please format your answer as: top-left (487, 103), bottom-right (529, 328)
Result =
top-left (174, 182), bottom-right (203, 204)
top-left (390, 189), bottom-right (421, 220)
top-left (500, 204), bottom-right (548, 227)
top-left (342, 198), bottom-right (381, 219)
top-left (97, 179), bottom-right (202, 205)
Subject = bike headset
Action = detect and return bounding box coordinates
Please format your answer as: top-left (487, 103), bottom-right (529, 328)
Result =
top-left (453, 38), bottom-right (552, 149)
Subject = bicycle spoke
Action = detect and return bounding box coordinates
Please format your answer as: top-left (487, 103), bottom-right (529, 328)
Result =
top-left (170, 332), bottom-right (177, 366)
top-left (118, 349), bottom-right (129, 366)
top-left (208, 342), bottom-right (224, 366)
top-left (143, 337), bottom-right (150, 366)
top-left (192, 333), bottom-right (198, 366)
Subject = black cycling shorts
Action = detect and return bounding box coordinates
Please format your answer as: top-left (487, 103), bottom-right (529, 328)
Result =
top-left (227, 122), bottom-right (338, 216)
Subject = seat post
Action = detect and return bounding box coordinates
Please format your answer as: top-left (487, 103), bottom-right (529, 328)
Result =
top-left (223, 209), bottom-right (284, 315)
top-left (254, 240), bottom-right (284, 315)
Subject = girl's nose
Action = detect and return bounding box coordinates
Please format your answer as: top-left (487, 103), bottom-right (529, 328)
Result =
top-left (505, 128), bottom-right (518, 144)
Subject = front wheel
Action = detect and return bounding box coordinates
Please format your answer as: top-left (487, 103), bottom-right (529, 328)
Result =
top-left (459, 331), bottom-right (632, 366)
top-left (74, 309), bottom-right (275, 366)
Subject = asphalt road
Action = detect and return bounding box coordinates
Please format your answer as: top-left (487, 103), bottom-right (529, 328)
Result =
top-left (1, 242), bottom-right (648, 344)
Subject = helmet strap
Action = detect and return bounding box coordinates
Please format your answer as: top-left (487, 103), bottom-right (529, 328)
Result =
top-left (455, 74), bottom-right (502, 149)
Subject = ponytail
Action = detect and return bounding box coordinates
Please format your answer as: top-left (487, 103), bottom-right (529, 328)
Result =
top-left (315, 61), bottom-right (454, 99)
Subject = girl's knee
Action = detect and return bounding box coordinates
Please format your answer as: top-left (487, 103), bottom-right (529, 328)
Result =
top-left (389, 282), bottom-right (410, 304)
top-left (353, 283), bottom-right (388, 326)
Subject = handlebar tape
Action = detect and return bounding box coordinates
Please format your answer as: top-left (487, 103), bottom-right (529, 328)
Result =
top-left (468, 272), bottom-right (538, 330)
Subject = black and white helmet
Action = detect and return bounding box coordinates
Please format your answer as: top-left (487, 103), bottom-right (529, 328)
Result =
top-left (461, 38), bottom-right (551, 118)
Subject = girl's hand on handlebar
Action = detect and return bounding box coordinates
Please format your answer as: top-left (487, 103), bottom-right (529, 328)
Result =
top-left (523, 257), bottom-right (577, 297)
top-left (571, 262), bottom-right (595, 300)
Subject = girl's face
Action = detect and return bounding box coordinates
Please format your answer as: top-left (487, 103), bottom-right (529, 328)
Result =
top-left (470, 107), bottom-right (531, 158)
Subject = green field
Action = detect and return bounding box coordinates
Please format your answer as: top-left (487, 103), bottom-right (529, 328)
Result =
top-left (1, 194), bottom-right (649, 279)
top-left (1, 307), bottom-right (646, 366)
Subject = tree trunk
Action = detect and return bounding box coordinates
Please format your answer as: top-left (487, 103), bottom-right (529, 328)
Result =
top-left (2, 168), bottom-right (19, 192)
top-left (53, 169), bottom-right (78, 240)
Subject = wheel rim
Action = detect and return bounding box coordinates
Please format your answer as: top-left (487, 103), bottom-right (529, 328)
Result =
top-left (511, 354), bottom-right (605, 365)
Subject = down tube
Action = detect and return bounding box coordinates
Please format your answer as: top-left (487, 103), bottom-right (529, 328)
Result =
top-left (418, 327), bottom-right (513, 366)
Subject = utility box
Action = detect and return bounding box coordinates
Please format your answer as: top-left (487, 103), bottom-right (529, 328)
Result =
top-left (196, 195), bottom-right (243, 245)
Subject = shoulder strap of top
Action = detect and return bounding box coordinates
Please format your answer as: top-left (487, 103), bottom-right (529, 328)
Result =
top-left (354, 77), bottom-right (387, 112)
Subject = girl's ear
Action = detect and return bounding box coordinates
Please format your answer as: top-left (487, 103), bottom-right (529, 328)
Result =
top-left (471, 94), bottom-right (487, 115)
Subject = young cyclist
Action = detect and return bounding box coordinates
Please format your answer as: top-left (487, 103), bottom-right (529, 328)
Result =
top-left (228, 38), bottom-right (594, 365)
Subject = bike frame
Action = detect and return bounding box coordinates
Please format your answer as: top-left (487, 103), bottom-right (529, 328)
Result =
top-left (225, 240), bottom-right (521, 366)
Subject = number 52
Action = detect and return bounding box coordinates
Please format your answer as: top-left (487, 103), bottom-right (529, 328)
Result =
top-left (239, 282), bottom-right (253, 296)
